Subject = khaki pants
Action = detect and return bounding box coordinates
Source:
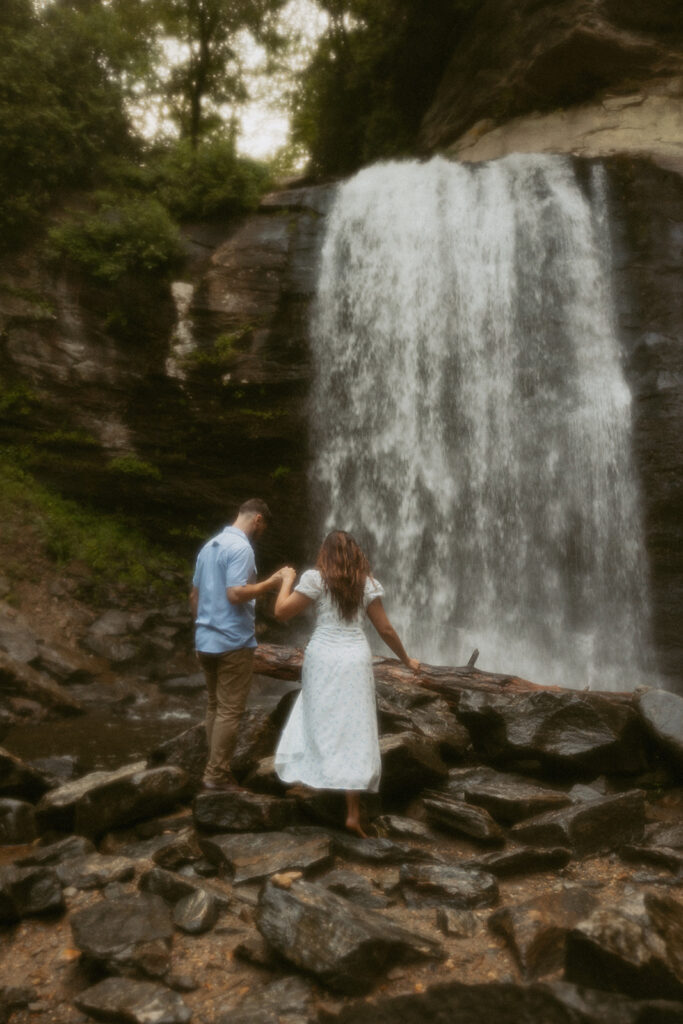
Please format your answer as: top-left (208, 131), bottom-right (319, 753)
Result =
top-left (199, 647), bottom-right (254, 784)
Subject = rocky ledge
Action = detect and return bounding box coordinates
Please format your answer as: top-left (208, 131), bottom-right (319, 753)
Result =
top-left (1, 643), bottom-right (682, 1024)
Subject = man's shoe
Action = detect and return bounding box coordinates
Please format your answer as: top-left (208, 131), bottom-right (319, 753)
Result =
top-left (201, 775), bottom-right (244, 793)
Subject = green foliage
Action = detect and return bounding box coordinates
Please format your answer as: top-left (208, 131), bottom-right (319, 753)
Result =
top-left (107, 454), bottom-right (162, 481)
top-left (0, 453), bottom-right (185, 597)
top-left (292, 0), bottom-right (484, 176)
top-left (270, 464), bottom-right (291, 480)
top-left (183, 322), bottom-right (256, 372)
top-left (149, 139), bottom-right (271, 221)
top-left (0, 378), bottom-right (39, 418)
top-left (47, 194), bottom-right (182, 282)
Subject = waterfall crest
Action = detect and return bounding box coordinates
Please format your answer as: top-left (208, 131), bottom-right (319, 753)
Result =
top-left (309, 154), bottom-right (657, 692)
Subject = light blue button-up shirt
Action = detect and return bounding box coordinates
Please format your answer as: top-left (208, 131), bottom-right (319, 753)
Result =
top-left (193, 526), bottom-right (257, 653)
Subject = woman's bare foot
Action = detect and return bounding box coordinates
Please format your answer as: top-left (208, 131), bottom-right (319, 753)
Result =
top-left (345, 816), bottom-right (369, 839)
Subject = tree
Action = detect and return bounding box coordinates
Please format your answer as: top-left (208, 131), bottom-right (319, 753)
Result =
top-left (156, 0), bottom-right (287, 150)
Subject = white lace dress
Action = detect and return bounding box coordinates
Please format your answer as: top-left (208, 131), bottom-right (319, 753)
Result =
top-left (274, 569), bottom-right (384, 793)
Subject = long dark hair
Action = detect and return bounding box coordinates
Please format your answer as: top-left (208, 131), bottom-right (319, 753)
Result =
top-left (316, 531), bottom-right (371, 621)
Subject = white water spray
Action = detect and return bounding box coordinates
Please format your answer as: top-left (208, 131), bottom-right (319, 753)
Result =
top-left (309, 154), bottom-right (656, 691)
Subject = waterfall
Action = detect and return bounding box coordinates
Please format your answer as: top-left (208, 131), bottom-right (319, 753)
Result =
top-left (309, 154), bottom-right (657, 692)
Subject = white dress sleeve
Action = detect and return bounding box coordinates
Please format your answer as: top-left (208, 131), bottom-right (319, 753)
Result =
top-left (363, 575), bottom-right (385, 609)
top-left (295, 569), bottom-right (323, 601)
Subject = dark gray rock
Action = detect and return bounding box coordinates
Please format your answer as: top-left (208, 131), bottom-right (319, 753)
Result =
top-left (636, 689), bottom-right (683, 767)
top-left (193, 790), bottom-right (297, 833)
top-left (0, 986), bottom-right (35, 1024)
top-left (200, 829), bottom-right (331, 884)
top-left (378, 732), bottom-right (449, 797)
top-left (0, 745), bottom-right (53, 800)
top-left (70, 894), bottom-right (174, 979)
top-left (331, 831), bottom-right (433, 865)
top-left (565, 889), bottom-right (683, 1000)
top-left (151, 827), bottom-right (203, 870)
top-left (372, 815), bottom-right (435, 841)
top-left (489, 885), bottom-right (600, 978)
top-left (378, 697), bottom-right (471, 760)
top-left (256, 878), bottom-right (443, 994)
top-left (35, 761), bottom-right (146, 831)
top-left (216, 975), bottom-right (315, 1024)
top-left (510, 790), bottom-right (646, 856)
top-left (422, 792), bottom-right (505, 843)
top-left (74, 766), bottom-right (190, 836)
top-left (231, 705), bottom-right (280, 778)
top-left (321, 869), bottom-right (389, 910)
top-left (148, 724), bottom-right (207, 787)
top-left (242, 755), bottom-right (288, 796)
top-left (173, 888), bottom-right (218, 934)
top-left (138, 865), bottom-right (232, 911)
top-left (55, 854), bottom-right (136, 891)
top-left (0, 863), bottom-right (64, 922)
top-left (0, 607), bottom-right (39, 663)
top-left (435, 907), bottom-right (478, 938)
top-left (317, 977), bottom-right (683, 1024)
top-left (461, 845), bottom-right (572, 877)
top-left (439, 766), bottom-right (573, 823)
top-left (74, 977), bottom-right (191, 1024)
top-left (26, 755), bottom-right (80, 785)
top-left (16, 834), bottom-right (95, 867)
top-left (35, 643), bottom-right (92, 685)
top-left (455, 690), bottom-right (648, 774)
top-left (0, 797), bottom-right (36, 844)
top-left (399, 863), bottom-right (499, 910)
top-left (0, 651), bottom-right (85, 715)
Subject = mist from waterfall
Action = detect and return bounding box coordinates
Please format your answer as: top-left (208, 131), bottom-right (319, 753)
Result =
top-left (308, 154), bottom-right (658, 692)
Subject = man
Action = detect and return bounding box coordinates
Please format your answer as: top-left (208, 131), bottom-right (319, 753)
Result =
top-left (190, 498), bottom-right (283, 791)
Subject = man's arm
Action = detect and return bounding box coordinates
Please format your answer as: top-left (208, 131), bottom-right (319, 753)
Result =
top-left (227, 571), bottom-right (282, 605)
top-left (189, 586), bottom-right (199, 619)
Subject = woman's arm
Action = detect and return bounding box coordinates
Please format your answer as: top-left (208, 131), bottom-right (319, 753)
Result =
top-left (366, 599), bottom-right (420, 673)
top-left (274, 568), bottom-right (313, 622)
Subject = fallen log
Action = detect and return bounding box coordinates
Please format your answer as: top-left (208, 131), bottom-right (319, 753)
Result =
top-left (253, 644), bottom-right (635, 706)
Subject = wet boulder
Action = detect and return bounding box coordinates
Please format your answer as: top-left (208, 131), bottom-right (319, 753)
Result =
top-left (138, 866), bottom-right (232, 911)
top-left (510, 790), bottom-right (646, 856)
top-left (16, 834), bottom-right (95, 867)
top-left (73, 766), bottom-right (190, 836)
top-left (256, 877), bottom-right (444, 994)
top-left (422, 792), bottom-right (506, 843)
top-left (173, 889), bottom-right (219, 935)
top-left (55, 854), bottom-right (136, 891)
top-left (36, 761), bottom-right (146, 831)
top-left (620, 821), bottom-right (683, 874)
top-left (0, 798), bottom-right (37, 844)
top-left (70, 894), bottom-right (174, 979)
top-left (438, 765), bottom-right (573, 823)
top-left (461, 845), bottom-right (572, 877)
top-left (321, 869), bottom-right (389, 910)
top-left (0, 745), bottom-right (54, 800)
top-left (216, 976), bottom-right (315, 1024)
top-left (83, 610), bottom-right (146, 665)
top-left (378, 732), bottom-right (449, 797)
top-left (148, 724), bottom-right (207, 788)
top-left (455, 690), bottom-right (649, 774)
top-left (636, 689), bottom-right (683, 768)
top-left (0, 863), bottom-right (64, 922)
top-left (199, 830), bottom-right (332, 884)
top-left (151, 827), bottom-right (203, 870)
top-left (0, 606), bottom-right (39, 663)
top-left (488, 885), bottom-right (600, 978)
top-left (565, 889), bottom-right (683, 1000)
top-left (378, 697), bottom-right (471, 760)
top-left (75, 977), bottom-right (191, 1024)
top-left (399, 862), bottom-right (499, 910)
top-left (193, 790), bottom-right (297, 833)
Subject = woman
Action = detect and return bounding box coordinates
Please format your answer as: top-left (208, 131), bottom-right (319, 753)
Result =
top-left (273, 530), bottom-right (420, 837)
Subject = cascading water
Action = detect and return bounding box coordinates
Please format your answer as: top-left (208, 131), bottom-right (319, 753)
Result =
top-left (309, 153), bottom-right (657, 692)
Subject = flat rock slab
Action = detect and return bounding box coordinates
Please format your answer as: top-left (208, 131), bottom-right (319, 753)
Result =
top-left (200, 831), bottom-right (332, 884)
top-left (0, 798), bottom-right (37, 844)
top-left (75, 977), bottom-right (191, 1024)
top-left (256, 878), bottom-right (444, 994)
top-left (637, 689), bottom-right (683, 768)
top-left (70, 894), bottom-right (174, 979)
top-left (455, 690), bottom-right (648, 774)
top-left (16, 835), bottom-right (95, 867)
top-left (489, 885), bottom-right (600, 978)
top-left (378, 732), bottom-right (449, 796)
top-left (461, 845), bottom-right (572, 877)
top-left (373, 815), bottom-right (436, 841)
top-left (55, 854), bottom-right (136, 891)
top-left (35, 761), bottom-right (147, 832)
top-left (193, 790), bottom-right (297, 833)
top-left (0, 650), bottom-right (84, 715)
top-left (511, 790), bottom-right (646, 856)
top-left (439, 766), bottom-right (573, 823)
top-left (399, 863), bottom-right (499, 910)
top-left (216, 975), bottom-right (315, 1024)
top-left (138, 866), bottom-right (232, 911)
top-left (422, 793), bottom-right (505, 843)
top-left (0, 864), bottom-right (64, 922)
top-left (73, 766), bottom-right (190, 837)
top-left (565, 890), bottom-right (683, 1001)
top-left (0, 745), bottom-right (53, 800)
top-left (317, 977), bottom-right (683, 1024)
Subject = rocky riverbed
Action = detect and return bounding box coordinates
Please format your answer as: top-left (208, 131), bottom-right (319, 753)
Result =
top-left (1, 588), bottom-right (682, 1024)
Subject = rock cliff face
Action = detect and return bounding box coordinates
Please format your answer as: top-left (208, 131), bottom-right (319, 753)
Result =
top-left (420, 0), bottom-right (683, 170)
